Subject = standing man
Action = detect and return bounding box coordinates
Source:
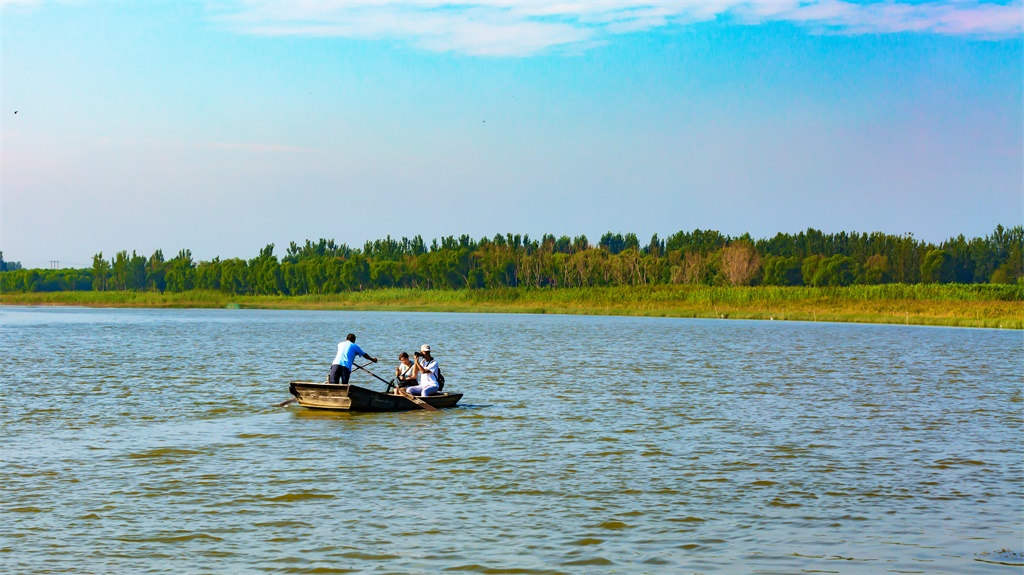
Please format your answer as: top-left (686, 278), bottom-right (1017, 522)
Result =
top-left (329, 333), bottom-right (377, 385)
top-left (408, 344), bottom-right (440, 397)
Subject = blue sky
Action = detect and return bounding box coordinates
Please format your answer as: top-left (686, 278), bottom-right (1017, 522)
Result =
top-left (2, 1), bottom-right (1021, 267)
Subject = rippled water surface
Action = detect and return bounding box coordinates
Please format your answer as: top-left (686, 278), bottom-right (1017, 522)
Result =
top-left (2, 307), bottom-right (1022, 574)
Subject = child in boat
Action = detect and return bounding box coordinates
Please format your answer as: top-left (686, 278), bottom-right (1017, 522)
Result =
top-left (395, 352), bottom-right (417, 388)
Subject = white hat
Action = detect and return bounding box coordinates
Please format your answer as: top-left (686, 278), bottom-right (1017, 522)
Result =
top-left (420, 344), bottom-right (430, 353)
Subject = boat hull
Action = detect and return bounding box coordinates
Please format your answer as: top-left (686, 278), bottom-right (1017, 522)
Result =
top-left (288, 381), bottom-right (462, 412)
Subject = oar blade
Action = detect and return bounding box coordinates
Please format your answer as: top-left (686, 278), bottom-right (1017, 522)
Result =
top-left (398, 388), bottom-right (438, 411)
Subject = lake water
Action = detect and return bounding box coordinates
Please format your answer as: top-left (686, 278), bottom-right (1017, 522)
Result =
top-left (1, 306), bottom-right (1022, 574)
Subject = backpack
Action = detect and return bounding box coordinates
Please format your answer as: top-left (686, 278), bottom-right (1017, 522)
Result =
top-left (437, 368), bottom-right (445, 391)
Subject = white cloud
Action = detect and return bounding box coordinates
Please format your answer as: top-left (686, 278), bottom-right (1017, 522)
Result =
top-left (215, 1), bottom-right (1024, 56)
top-left (0, 0), bottom-right (44, 8)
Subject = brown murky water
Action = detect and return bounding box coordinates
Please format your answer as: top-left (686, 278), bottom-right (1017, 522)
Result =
top-left (1, 307), bottom-right (1021, 574)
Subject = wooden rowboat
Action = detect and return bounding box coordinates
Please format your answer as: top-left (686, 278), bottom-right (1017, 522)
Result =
top-left (288, 381), bottom-right (463, 412)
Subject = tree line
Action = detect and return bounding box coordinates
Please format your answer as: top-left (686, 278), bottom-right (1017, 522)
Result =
top-left (0, 252), bottom-right (22, 272)
top-left (1, 226), bottom-right (1021, 294)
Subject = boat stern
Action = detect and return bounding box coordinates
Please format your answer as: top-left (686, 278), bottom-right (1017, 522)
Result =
top-left (289, 381), bottom-right (353, 410)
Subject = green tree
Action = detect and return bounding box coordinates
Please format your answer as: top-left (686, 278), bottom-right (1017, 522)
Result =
top-left (801, 255), bottom-right (824, 285)
top-left (862, 254), bottom-right (891, 284)
top-left (763, 256), bottom-right (802, 286)
top-left (665, 229), bottom-right (728, 254)
top-left (281, 261), bottom-right (305, 295)
top-left (969, 237), bottom-right (998, 283)
top-left (65, 270), bottom-right (79, 291)
top-left (248, 244), bottom-right (282, 295)
top-left (808, 255), bottom-right (856, 287)
top-left (22, 270), bottom-right (41, 292)
top-left (599, 232), bottom-right (626, 255)
top-left (0, 250), bottom-right (21, 272)
top-left (892, 234), bottom-right (923, 283)
top-left (195, 257), bottom-right (221, 290)
top-left (303, 258), bottom-right (330, 294)
top-left (990, 244), bottom-right (1023, 284)
top-left (341, 254), bottom-right (371, 290)
top-left (91, 253), bottom-right (110, 291)
top-left (220, 258), bottom-right (248, 295)
top-left (165, 250), bottom-right (195, 292)
top-left (370, 260), bottom-right (399, 288)
top-left (129, 251), bottom-right (147, 290)
top-left (146, 250), bottom-right (166, 291)
top-left (110, 251), bottom-right (130, 290)
top-left (920, 249), bottom-right (952, 284)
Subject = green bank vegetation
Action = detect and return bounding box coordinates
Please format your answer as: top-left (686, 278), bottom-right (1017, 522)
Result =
top-left (2, 284), bottom-right (1021, 329)
top-left (1, 226), bottom-right (1020, 328)
top-left (2, 226), bottom-right (1023, 295)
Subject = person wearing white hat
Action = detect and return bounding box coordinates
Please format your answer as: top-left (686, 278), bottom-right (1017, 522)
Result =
top-left (408, 344), bottom-right (440, 397)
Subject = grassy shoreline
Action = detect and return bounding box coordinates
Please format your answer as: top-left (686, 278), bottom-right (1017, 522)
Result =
top-left (1, 285), bottom-right (1021, 329)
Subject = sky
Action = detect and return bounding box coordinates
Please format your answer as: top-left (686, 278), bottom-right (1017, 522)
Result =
top-left (2, 0), bottom-right (1022, 267)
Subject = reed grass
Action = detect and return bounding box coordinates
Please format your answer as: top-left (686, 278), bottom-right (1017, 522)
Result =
top-left (1, 284), bottom-right (1021, 329)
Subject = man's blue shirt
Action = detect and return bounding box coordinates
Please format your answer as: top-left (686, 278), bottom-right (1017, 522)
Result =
top-left (333, 341), bottom-right (365, 368)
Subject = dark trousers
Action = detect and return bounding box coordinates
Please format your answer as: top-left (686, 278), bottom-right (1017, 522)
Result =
top-left (329, 364), bottom-right (351, 385)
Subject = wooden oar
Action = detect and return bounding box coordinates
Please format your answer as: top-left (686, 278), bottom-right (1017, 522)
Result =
top-left (396, 387), bottom-right (438, 412)
top-left (353, 362), bottom-right (390, 386)
top-left (354, 363), bottom-right (437, 411)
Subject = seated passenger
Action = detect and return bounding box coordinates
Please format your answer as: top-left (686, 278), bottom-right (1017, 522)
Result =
top-left (395, 352), bottom-right (417, 388)
top-left (406, 344), bottom-right (440, 397)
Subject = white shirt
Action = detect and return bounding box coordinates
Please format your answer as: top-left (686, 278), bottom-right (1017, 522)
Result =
top-left (418, 358), bottom-right (439, 388)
